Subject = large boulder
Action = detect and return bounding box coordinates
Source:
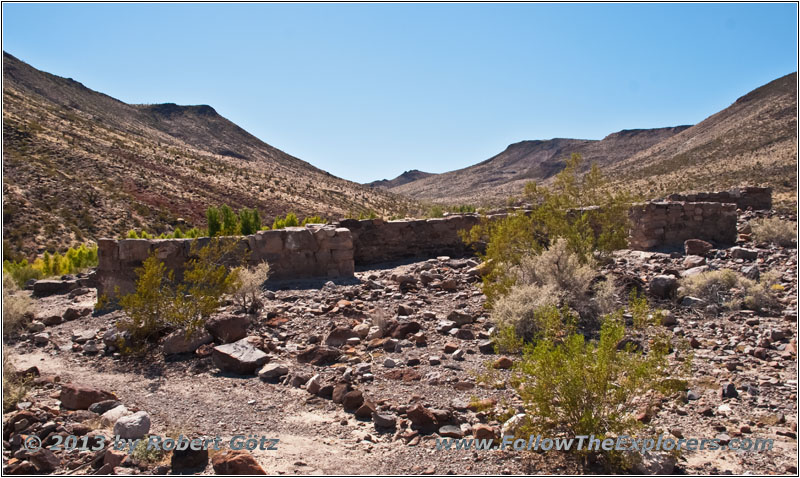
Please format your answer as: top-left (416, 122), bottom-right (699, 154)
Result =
top-left (113, 411), bottom-right (151, 439)
top-left (59, 384), bottom-right (116, 410)
top-left (391, 321), bottom-right (421, 339)
top-left (730, 247), bottom-right (758, 260)
top-left (211, 450), bottom-right (266, 475)
top-left (205, 315), bottom-right (249, 343)
top-left (211, 339), bottom-right (269, 375)
top-left (161, 328), bottom-right (213, 355)
top-left (649, 275), bottom-right (678, 299)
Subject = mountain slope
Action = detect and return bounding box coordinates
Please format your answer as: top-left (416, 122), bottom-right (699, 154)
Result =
top-left (2, 52), bottom-right (416, 258)
top-left (391, 126), bottom-right (690, 203)
top-left (607, 72), bottom-right (797, 206)
top-left (367, 170), bottom-right (435, 189)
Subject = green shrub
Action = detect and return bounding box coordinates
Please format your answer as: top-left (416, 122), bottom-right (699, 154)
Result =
top-left (680, 269), bottom-right (779, 312)
top-left (126, 230), bottom-right (140, 239)
top-left (301, 215), bottom-right (327, 226)
top-left (751, 217), bottom-right (797, 247)
top-left (511, 309), bottom-right (684, 456)
top-left (492, 285), bottom-right (563, 343)
top-left (117, 238), bottom-right (246, 351)
top-left (272, 212), bottom-right (299, 229)
top-left (463, 154), bottom-right (632, 305)
top-left (206, 206), bottom-right (221, 237)
top-left (428, 206), bottom-right (444, 218)
top-left (3, 244), bottom-right (98, 287)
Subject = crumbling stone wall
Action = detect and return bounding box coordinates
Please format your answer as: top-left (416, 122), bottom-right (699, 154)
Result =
top-left (96, 188), bottom-right (766, 295)
top-left (666, 186), bottom-right (772, 210)
top-left (628, 201), bottom-right (738, 250)
top-left (338, 215), bottom-right (484, 265)
top-left (97, 225), bottom-right (354, 298)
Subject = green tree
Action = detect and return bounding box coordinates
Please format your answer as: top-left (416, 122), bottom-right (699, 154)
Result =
top-left (206, 206), bottom-right (221, 237)
top-left (220, 204), bottom-right (238, 236)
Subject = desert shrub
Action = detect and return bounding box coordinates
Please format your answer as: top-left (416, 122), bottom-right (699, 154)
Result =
top-left (751, 217), bottom-right (797, 247)
top-left (206, 206), bottom-right (221, 237)
top-left (131, 437), bottom-right (165, 464)
top-left (492, 285), bottom-right (564, 343)
top-left (238, 208), bottom-right (261, 235)
top-left (3, 244), bottom-right (98, 287)
top-left (511, 309), bottom-right (684, 457)
top-left (117, 239), bottom-right (245, 351)
top-left (463, 154), bottom-right (633, 305)
top-left (450, 204), bottom-right (477, 213)
top-left (628, 289), bottom-right (663, 330)
top-left (301, 215), bottom-right (327, 226)
top-left (232, 262), bottom-right (270, 313)
top-left (272, 212), bottom-right (299, 229)
top-left (428, 206), bottom-right (444, 218)
top-left (681, 269), bottom-right (779, 312)
top-left (126, 229), bottom-right (140, 239)
top-left (3, 355), bottom-right (32, 412)
top-left (3, 274), bottom-right (31, 335)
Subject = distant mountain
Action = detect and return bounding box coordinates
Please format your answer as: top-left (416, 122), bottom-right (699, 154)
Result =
top-left (367, 170), bottom-right (435, 189)
top-left (607, 72), bottom-right (797, 207)
top-left (2, 52), bottom-right (416, 258)
top-left (390, 126), bottom-right (690, 203)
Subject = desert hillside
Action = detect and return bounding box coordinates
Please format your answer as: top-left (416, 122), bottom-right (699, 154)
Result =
top-left (2, 52), bottom-right (417, 259)
top-left (388, 73), bottom-right (796, 208)
top-left (390, 127), bottom-right (690, 203)
top-left (608, 72), bottom-right (798, 207)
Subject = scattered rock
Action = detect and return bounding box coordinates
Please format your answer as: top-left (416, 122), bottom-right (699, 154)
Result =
top-left (684, 239), bottom-right (713, 256)
top-left (212, 339), bottom-right (269, 375)
top-left (649, 275), bottom-right (678, 299)
top-left (59, 384), bottom-right (116, 410)
top-left (113, 411), bottom-right (151, 439)
top-left (162, 328), bottom-right (213, 355)
top-left (730, 247), bottom-right (758, 260)
top-left (205, 314), bottom-right (249, 343)
top-left (296, 345), bottom-right (341, 366)
top-left (211, 450), bottom-right (267, 475)
top-left (258, 363), bottom-right (289, 381)
top-left (324, 326), bottom-right (358, 347)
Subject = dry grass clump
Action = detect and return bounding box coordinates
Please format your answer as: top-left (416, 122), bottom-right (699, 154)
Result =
top-left (232, 262), bottom-right (270, 312)
top-left (751, 217), bottom-right (797, 247)
top-left (3, 355), bottom-right (32, 412)
top-left (681, 269), bottom-right (780, 312)
top-left (3, 274), bottom-right (32, 335)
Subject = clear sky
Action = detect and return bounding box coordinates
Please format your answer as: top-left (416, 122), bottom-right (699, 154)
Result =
top-left (2, 3), bottom-right (797, 183)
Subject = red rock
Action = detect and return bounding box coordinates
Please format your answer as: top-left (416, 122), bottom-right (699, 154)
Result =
top-left (493, 356), bottom-right (513, 369)
top-left (211, 450), bottom-right (266, 475)
top-left (59, 384), bottom-right (116, 410)
top-left (407, 404), bottom-right (438, 433)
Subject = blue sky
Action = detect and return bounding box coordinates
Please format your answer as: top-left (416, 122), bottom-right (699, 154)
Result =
top-left (2, 3), bottom-right (797, 183)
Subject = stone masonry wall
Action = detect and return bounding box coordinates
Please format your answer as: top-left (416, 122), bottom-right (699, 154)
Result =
top-left (666, 186), bottom-right (772, 210)
top-left (339, 215), bottom-right (484, 265)
top-left (97, 225), bottom-right (354, 298)
top-left (628, 201), bottom-right (738, 250)
top-left (97, 188), bottom-right (765, 296)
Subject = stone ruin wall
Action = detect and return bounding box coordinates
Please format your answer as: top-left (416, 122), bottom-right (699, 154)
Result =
top-left (96, 187), bottom-right (765, 297)
top-left (666, 186), bottom-right (772, 210)
top-left (628, 201), bottom-right (738, 250)
top-left (97, 225), bottom-right (354, 298)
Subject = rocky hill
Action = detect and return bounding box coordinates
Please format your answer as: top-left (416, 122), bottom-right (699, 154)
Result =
top-left (608, 72), bottom-right (797, 207)
top-left (2, 52), bottom-right (417, 259)
top-left (390, 73), bottom-right (796, 207)
top-left (390, 127), bottom-right (690, 204)
top-left (367, 170), bottom-right (435, 189)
